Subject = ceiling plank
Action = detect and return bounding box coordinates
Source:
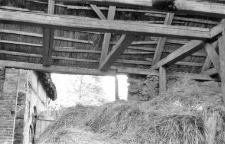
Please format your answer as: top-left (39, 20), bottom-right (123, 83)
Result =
top-left (0, 9), bottom-right (210, 39)
top-left (152, 12), bottom-right (174, 66)
top-left (99, 6), bottom-right (116, 68)
top-left (55, 0), bottom-right (225, 18)
top-left (100, 35), bottom-right (135, 71)
top-left (151, 40), bottom-right (205, 70)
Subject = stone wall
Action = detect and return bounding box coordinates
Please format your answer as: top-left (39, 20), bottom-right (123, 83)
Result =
top-left (0, 68), bottom-right (19, 144)
top-left (127, 75), bottom-right (178, 102)
top-left (128, 75), bottom-right (159, 102)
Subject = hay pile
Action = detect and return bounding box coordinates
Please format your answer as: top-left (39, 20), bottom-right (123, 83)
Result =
top-left (37, 79), bottom-right (225, 144)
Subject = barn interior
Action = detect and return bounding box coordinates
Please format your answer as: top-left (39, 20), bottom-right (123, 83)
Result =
top-left (1, 0), bottom-right (225, 143)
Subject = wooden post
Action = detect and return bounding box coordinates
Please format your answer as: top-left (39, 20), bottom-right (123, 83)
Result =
top-left (115, 75), bottom-right (120, 101)
top-left (99, 6), bottom-right (116, 68)
top-left (219, 29), bottom-right (225, 104)
top-left (43, 0), bottom-right (55, 66)
top-left (159, 66), bottom-right (166, 95)
top-left (152, 13), bottom-right (174, 66)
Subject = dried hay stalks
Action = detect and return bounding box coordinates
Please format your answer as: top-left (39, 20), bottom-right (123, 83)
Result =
top-left (37, 79), bottom-right (225, 144)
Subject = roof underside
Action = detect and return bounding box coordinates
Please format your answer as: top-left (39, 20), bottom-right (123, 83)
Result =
top-left (0, 0), bottom-right (224, 80)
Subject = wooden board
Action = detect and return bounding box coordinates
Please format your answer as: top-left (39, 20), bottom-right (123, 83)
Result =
top-left (159, 66), bottom-right (166, 94)
top-left (0, 9), bottom-right (211, 39)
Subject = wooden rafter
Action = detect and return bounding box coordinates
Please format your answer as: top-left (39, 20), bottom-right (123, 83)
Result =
top-left (100, 35), bottom-right (135, 71)
top-left (55, 0), bottom-right (225, 17)
top-left (159, 66), bottom-right (166, 94)
top-left (0, 10), bottom-right (211, 39)
top-left (151, 40), bottom-right (205, 70)
top-left (99, 6), bottom-right (116, 68)
top-left (152, 13), bottom-right (174, 66)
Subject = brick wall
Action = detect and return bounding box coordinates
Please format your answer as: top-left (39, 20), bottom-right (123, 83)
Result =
top-left (0, 68), bottom-right (19, 144)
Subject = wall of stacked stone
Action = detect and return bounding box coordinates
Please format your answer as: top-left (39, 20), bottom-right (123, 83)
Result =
top-left (127, 75), bottom-right (178, 102)
top-left (0, 68), bottom-right (19, 144)
top-left (127, 75), bottom-right (159, 102)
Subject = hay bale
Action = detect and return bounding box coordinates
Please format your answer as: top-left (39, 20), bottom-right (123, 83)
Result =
top-left (38, 79), bottom-right (225, 144)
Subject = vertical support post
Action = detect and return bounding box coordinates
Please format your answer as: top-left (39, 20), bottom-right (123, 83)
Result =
top-left (159, 66), bottom-right (166, 95)
top-left (115, 75), bottom-right (119, 101)
top-left (99, 6), bottom-right (116, 67)
top-left (151, 13), bottom-right (174, 66)
top-left (219, 29), bottom-right (225, 104)
top-left (43, 0), bottom-right (55, 66)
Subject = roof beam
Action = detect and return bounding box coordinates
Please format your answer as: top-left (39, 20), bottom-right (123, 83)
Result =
top-left (151, 40), bottom-right (205, 70)
top-left (100, 35), bottom-right (135, 71)
top-left (152, 13), bottom-right (174, 66)
top-left (56, 0), bottom-right (225, 18)
top-left (0, 9), bottom-right (210, 40)
top-left (0, 60), bottom-right (117, 76)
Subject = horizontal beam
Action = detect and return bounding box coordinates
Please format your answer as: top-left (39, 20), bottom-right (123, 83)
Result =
top-left (151, 40), bottom-right (205, 69)
top-left (0, 59), bottom-right (215, 80)
top-left (0, 60), bottom-right (116, 76)
top-left (56, 0), bottom-right (225, 18)
top-left (0, 10), bottom-right (210, 39)
top-left (112, 66), bottom-right (214, 81)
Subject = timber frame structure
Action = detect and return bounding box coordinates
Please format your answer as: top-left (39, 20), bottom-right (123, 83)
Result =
top-left (0, 0), bottom-right (225, 101)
